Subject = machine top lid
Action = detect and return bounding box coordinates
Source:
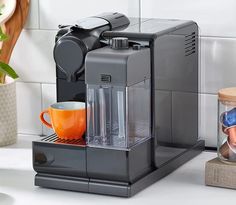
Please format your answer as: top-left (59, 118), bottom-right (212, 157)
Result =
top-left (74, 17), bottom-right (109, 30)
top-left (103, 18), bottom-right (195, 41)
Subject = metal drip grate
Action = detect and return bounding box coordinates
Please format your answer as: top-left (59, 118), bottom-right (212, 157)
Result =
top-left (41, 134), bottom-right (86, 146)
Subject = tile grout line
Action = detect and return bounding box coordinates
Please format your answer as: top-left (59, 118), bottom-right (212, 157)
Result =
top-left (40, 82), bottom-right (43, 135)
top-left (18, 132), bottom-right (44, 137)
top-left (200, 35), bottom-right (236, 39)
top-left (16, 81), bottom-right (56, 85)
top-left (37, 0), bottom-right (40, 30)
top-left (139, 0), bottom-right (141, 22)
top-left (200, 93), bottom-right (218, 96)
top-left (24, 28), bottom-right (58, 31)
top-left (16, 81), bottom-right (219, 96)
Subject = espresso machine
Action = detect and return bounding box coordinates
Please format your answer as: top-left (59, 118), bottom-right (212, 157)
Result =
top-left (33, 12), bottom-right (204, 197)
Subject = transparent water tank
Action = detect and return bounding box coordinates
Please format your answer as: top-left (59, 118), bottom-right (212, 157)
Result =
top-left (86, 79), bottom-right (151, 149)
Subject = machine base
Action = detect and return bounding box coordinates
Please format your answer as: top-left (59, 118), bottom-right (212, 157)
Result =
top-left (35, 140), bottom-right (204, 197)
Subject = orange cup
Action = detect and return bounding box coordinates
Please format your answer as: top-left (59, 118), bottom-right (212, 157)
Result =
top-left (40, 102), bottom-right (86, 140)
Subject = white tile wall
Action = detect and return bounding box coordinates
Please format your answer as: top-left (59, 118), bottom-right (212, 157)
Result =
top-left (41, 84), bottom-right (56, 136)
top-left (199, 94), bottom-right (218, 147)
top-left (201, 37), bottom-right (236, 94)
top-left (141, 0), bottom-right (236, 37)
top-left (39, 0), bottom-right (132, 29)
top-left (128, 0), bottom-right (140, 18)
top-left (25, 0), bottom-right (39, 29)
top-left (10, 30), bottom-right (57, 83)
top-left (16, 82), bottom-right (42, 135)
top-left (11, 0), bottom-right (236, 147)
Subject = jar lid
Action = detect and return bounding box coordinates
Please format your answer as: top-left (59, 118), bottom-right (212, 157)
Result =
top-left (218, 87), bottom-right (236, 103)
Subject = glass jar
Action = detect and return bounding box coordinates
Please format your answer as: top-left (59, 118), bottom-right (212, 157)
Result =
top-left (218, 87), bottom-right (236, 163)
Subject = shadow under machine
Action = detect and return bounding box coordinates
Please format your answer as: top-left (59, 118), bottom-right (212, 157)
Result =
top-left (32, 13), bottom-right (204, 197)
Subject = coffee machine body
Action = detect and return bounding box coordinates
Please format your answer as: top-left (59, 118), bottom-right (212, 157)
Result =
top-left (32, 13), bottom-right (204, 197)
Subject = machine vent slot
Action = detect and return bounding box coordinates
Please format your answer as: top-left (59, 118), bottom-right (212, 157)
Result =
top-left (185, 32), bottom-right (196, 56)
top-left (41, 134), bottom-right (86, 146)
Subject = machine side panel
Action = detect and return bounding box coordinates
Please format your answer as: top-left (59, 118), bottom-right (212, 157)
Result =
top-left (154, 24), bottom-right (198, 93)
top-left (153, 23), bottom-right (199, 166)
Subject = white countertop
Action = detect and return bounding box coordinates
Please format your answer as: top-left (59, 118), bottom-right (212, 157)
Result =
top-left (0, 135), bottom-right (235, 205)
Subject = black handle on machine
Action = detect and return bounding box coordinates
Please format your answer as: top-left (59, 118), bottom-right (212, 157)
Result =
top-left (53, 12), bottom-right (130, 82)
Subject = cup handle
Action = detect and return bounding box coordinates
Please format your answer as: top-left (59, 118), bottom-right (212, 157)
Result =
top-left (40, 109), bottom-right (52, 128)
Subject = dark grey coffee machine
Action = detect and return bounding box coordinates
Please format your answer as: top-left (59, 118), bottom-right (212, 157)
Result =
top-left (32, 13), bottom-right (204, 197)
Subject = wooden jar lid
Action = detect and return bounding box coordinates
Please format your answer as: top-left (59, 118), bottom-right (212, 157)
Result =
top-left (218, 87), bottom-right (236, 105)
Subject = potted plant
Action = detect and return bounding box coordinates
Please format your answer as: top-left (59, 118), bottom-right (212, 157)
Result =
top-left (0, 0), bottom-right (29, 146)
top-left (0, 2), bottom-right (19, 146)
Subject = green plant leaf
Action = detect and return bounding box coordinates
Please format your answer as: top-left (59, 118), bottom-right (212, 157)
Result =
top-left (0, 33), bottom-right (8, 41)
top-left (0, 27), bottom-right (8, 41)
top-left (0, 62), bottom-right (18, 79)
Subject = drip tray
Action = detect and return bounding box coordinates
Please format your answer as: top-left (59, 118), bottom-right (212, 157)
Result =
top-left (40, 134), bottom-right (86, 146)
top-left (33, 136), bottom-right (152, 183)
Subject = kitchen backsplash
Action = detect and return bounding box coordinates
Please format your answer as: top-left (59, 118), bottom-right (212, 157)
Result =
top-left (10, 0), bottom-right (236, 147)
